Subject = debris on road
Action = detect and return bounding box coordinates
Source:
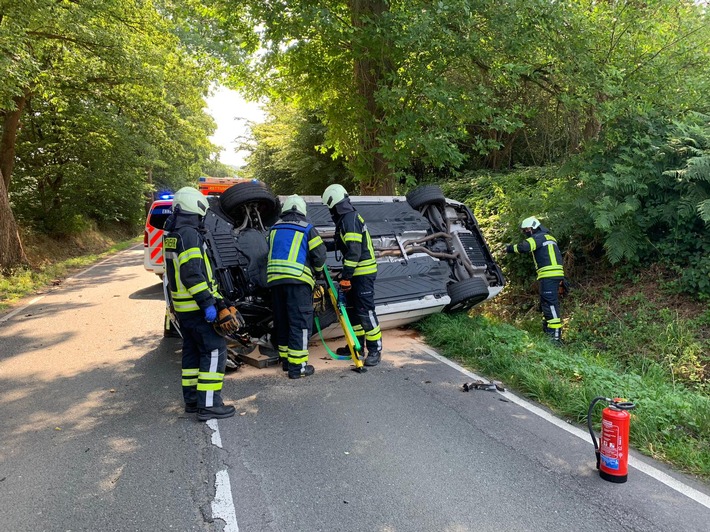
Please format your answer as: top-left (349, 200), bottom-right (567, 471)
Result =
top-left (462, 379), bottom-right (505, 392)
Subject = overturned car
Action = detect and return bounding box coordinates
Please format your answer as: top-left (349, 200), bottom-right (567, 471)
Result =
top-left (163, 181), bottom-right (505, 362)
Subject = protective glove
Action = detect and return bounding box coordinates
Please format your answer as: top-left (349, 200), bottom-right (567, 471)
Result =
top-left (313, 285), bottom-right (326, 313)
top-left (338, 279), bottom-right (352, 292)
top-left (229, 306), bottom-right (246, 329)
top-left (505, 244), bottom-right (514, 254)
top-left (204, 304), bottom-right (217, 323)
top-left (558, 278), bottom-right (571, 297)
top-left (215, 306), bottom-right (244, 335)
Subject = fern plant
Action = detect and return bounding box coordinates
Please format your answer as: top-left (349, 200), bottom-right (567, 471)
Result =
top-left (577, 112), bottom-right (710, 298)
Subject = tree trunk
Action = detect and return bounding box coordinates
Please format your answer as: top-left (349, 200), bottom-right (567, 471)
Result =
top-left (350, 0), bottom-right (395, 195)
top-left (1, 94), bottom-right (27, 191)
top-left (0, 168), bottom-right (28, 270)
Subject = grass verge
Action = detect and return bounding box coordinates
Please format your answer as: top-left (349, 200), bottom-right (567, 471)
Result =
top-left (417, 312), bottom-right (710, 481)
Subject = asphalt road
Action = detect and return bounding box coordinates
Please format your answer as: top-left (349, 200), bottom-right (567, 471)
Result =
top-left (0, 247), bottom-right (708, 531)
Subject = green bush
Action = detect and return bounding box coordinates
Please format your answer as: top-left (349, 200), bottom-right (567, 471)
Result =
top-left (571, 112), bottom-right (710, 299)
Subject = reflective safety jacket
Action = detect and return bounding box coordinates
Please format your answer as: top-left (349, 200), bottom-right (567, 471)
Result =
top-left (331, 199), bottom-right (377, 280)
top-left (510, 226), bottom-right (564, 279)
top-left (267, 211), bottom-right (326, 288)
top-left (163, 214), bottom-right (222, 317)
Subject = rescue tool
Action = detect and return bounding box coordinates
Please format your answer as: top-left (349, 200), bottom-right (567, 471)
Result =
top-left (587, 396), bottom-right (636, 483)
top-left (315, 265), bottom-right (366, 372)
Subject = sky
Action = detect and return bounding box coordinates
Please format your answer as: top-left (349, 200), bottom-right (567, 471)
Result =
top-left (205, 85), bottom-right (266, 168)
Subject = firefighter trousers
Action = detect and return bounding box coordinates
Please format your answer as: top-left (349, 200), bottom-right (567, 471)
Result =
top-left (271, 283), bottom-right (314, 366)
top-left (539, 277), bottom-right (562, 340)
top-left (345, 275), bottom-right (382, 354)
top-left (178, 314), bottom-right (228, 408)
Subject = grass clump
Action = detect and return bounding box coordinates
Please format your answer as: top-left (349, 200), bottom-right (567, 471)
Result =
top-left (418, 312), bottom-right (710, 480)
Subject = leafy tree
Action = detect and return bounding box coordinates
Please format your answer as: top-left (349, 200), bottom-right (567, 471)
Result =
top-left (212, 0), bottom-right (710, 191)
top-left (0, 0), bottom-right (219, 265)
top-left (241, 100), bottom-right (354, 195)
top-left (202, 156), bottom-right (238, 178)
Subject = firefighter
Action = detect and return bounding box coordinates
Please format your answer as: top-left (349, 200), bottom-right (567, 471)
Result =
top-left (321, 184), bottom-right (382, 366)
top-left (163, 187), bottom-right (240, 421)
top-left (267, 195), bottom-right (327, 379)
top-left (505, 216), bottom-right (565, 343)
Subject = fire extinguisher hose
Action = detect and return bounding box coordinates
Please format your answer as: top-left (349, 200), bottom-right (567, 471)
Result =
top-left (587, 396), bottom-right (611, 469)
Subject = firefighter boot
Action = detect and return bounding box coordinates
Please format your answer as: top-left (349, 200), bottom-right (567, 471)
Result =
top-left (197, 404), bottom-right (236, 422)
top-left (288, 362), bottom-right (315, 379)
top-left (364, 350), bottom-right (381, 367)
top-left (550, 328), bottom-right (563, 345)
top-left (335, 346), bottom-right (350, 357)
top-left (336, 335), bottom-right (364, 357)
top-left (185, 402), bottom-right (198, 413)
top-left (281, 357), bottom-right (289, 372)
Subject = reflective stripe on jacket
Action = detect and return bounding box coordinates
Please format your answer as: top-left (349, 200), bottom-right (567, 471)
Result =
top-left (512, 228), bottom-right (564, 279)
top-left (164, 215), bottom-right (222, 316)
top-left (267, 214), bottom-right (326, 288)
top-left (336, 212), bottom-right (377, 278)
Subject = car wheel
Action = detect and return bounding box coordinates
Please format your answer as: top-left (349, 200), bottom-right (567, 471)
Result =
top-left (446, 277), bottom-right (490, 311)
top-left (220, 182), bottom-right (280, 228)
top-left (406, 185), bottom-right (446, 210)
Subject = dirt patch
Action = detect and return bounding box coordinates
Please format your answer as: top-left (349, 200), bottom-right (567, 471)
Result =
top-left (21, 226), bottom-right (138, 269)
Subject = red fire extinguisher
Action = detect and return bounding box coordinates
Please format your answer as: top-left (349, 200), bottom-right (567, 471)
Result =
top-left (587, 396), bottom-right (636, 483)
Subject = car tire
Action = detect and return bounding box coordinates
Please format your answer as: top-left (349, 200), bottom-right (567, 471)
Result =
top-left (406, 185), bottom-right (446, 210)
top-left (219, 182), bottom-right (280, 227)
top-left (446, 277), bottom-right (490, 311)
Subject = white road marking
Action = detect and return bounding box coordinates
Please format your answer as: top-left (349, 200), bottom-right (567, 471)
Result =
top-left (212, 469), bottom-right (239, 532)
top-left (206, 420), bottom-right (238, 530)
top-left (207, 419), bottom-right (223, 448)
top-left (0, 296), bottom-right (45, 324)
top-left (419, 344), bottom-right (710, 510)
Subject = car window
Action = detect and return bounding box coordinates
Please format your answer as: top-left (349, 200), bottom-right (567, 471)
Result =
top-left (148, 206), bottom-right (173, 230)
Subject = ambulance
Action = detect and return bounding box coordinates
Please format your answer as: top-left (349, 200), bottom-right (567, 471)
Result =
top-left (143, 197), bottom-right (173, 277)
top-left (143, 177), bottom-right (246, 277)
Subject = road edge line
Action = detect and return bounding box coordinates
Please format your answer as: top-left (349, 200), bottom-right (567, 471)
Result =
top-left (418, 344), bottom-right (710, 510)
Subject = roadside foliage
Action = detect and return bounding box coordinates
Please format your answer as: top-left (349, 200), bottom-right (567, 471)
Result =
top-left (0, 0), bottom-right (223, 267)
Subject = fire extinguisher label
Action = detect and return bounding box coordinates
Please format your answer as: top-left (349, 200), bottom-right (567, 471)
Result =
top-left (601, 454), bottom-right (620, 470)
top-left (601, 421), bottom-right (620, 470)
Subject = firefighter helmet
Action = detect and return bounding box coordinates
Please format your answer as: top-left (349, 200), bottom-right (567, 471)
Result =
top-left (281, 194), bottom-right (307, 216)
top-left (322, 184), bottom-right (348, 209)
top-left (173, 187), bottom-right (209, 216)
top-left (520, 216), bottom-right (541, 231)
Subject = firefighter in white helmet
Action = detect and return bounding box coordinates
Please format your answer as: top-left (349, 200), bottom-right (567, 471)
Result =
top-left (322, 184), bottom-right (382, 366)
top-left (267, 195), bottom-right (327, 378)
top-left (505, 216), bottom-right (565, 343)
top-left (163, 187), bottom-right (241, 420)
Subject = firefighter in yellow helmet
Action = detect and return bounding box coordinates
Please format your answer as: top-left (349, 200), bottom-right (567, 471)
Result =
top-left (267, 195), bottom-right (327, 378)
top-left (322, 184), bottom-right (382, 366)
top-left (505, 216), bottom-right (565, 343)
top-left (163, 187), bottom-right (240, 420)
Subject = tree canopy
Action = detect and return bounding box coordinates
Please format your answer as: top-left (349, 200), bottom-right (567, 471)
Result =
top-left (0, 0), bottom-right (229, 267)
top-left (1, 0), bottom-right (709, 289)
